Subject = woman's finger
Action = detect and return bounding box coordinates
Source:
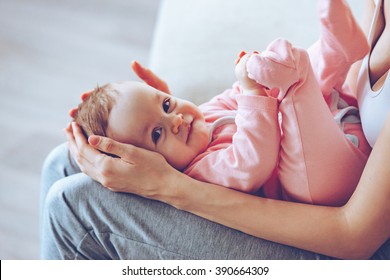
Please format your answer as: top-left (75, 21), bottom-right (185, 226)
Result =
top-left (131, 60), bottom-right (171, 93)
top-left (81, 90), bottom-right (93, 101)
top-left (88, 135), bottom-right (140, 164)
top-left (131, 60), bottom-right (149, 80)
top-left (68, 90), bottom-right (93, 118)
top-left (68, 122), bottom-right (113, 180)
top-left (69, 107), bottom-right (78, 118)
top-left (71, 122), bottom-right (102, 167)
top-left (65, 122), bottom-right (82, 166)
top-left (65, 122), bottom-right (76, 152)
top-left (72, 122), bottom-right (100, 159)
top-left (235, 50), bottom-right (247, 65)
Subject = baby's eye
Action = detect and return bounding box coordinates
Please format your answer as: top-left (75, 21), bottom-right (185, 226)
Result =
top-left (163, 98), bottom-right (171, 113)
top-left (152, 127), bottom-right (162, 144)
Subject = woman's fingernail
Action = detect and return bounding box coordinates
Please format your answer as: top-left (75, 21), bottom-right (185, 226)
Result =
top-left (81, 92), bottom-right (89, 101)
top-left (89, 135), bottom-right (100, 146)
top-left (69, 108), bottom-right (77, 117)
top-left (235, 51), bottom-right (247, 65)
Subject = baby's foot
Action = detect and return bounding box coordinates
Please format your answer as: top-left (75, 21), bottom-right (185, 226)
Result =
top-left (246, 38), bottom-right (309, 101)
top-left (318, 0), bottom-right (369, 64)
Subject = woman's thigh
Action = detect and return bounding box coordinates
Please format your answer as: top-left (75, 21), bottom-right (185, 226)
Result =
top-left (41, 171), bottom-right (334, 260)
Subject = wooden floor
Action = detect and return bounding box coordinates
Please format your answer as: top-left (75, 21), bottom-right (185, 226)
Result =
top-left (0, 0), bottom-right (160, 259)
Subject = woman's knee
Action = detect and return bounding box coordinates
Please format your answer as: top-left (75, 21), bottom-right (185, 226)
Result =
top-left (43, 173), bottom-right (108, 229)
top-left (41, 175), bottom-right (120, 259)
top-left (41, 174), bottom-right (95, 259)
top-left (44, 172), bottom-right (99, 215)
top-left (43, 174), bottom-right (83, 225)
top-left (41, 143), bottom-right (80, 204)
top-left (42, 143), bottom-right (79, 179)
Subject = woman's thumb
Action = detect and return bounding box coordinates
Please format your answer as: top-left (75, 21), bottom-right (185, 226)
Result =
top-left (88, 135), bottom-right (101, 146)
top-left (88, 135), bottom-right (120, 156)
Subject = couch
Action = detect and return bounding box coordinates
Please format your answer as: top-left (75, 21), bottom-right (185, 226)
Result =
top-left (147, 0), bottom-right (360, 105)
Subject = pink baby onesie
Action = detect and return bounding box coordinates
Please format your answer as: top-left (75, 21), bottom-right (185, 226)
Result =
top-left (184, 85), bottom-right (280, 194)
top-left (185, 0), bottom-right (372, 206)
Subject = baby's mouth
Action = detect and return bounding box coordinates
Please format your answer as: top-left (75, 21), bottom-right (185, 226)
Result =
top-left (183, 115), bottom-right (193, 144)
top-left (185, 122), bottom-right (192, 144)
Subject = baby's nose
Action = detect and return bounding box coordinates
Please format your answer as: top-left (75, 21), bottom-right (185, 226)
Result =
top-left (171, 113), bottom-right (183, 134)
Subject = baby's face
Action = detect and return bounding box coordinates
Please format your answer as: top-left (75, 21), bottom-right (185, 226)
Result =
top-left (106, 81), bottom-right (209, 170)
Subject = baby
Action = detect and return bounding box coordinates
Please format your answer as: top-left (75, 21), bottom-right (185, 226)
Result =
top-left (74, 0), bottom-right (371, 206)
top-left (75, 80), bottom-right (210, 171)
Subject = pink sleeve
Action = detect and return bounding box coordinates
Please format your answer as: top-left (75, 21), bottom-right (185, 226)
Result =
top-left (199, 82), bottom-right (241, 112)
top-left (186, 94), bottom-right (280, 194)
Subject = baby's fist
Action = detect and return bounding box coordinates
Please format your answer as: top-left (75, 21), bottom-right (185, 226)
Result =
top-left (235, 51), bottom-right (267, 96)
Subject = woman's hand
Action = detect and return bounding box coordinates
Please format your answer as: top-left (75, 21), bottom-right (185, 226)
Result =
top-left (65, 122), bottom-right (180, 199)
top-left (66, 61), bottom-right (174, 196)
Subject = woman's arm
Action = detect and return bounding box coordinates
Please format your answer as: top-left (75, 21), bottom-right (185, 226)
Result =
top-left (346, 0), bottom-right (376, 95)
top-left (67, 111), bottom-right (390, 259)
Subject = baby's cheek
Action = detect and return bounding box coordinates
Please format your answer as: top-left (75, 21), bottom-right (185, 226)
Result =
top-left (163, 144), bottom-right (191, 170)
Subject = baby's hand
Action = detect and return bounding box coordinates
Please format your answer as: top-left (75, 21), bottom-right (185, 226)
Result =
top-left (235, 51), bottom-right (267, 96)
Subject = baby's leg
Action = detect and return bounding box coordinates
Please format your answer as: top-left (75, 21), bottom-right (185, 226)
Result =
top-left (307, 0), bottom-right (369, 100)
top-left (247, 39), bottom-right (370, 206)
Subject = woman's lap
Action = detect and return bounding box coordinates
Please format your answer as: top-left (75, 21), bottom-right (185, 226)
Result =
top-left (41, 174), bottom-right (329, 259)
top-left (40, 143), bottom-right (389, 259)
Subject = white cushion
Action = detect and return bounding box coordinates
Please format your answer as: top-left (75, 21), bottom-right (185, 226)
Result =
top-left (149, 0), bottom-right (362, 105)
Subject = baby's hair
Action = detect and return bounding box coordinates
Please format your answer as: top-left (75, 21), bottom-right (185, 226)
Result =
top-left (73, 83), bottom-right (116, 139)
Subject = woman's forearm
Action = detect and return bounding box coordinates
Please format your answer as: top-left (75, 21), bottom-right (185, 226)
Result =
top-left (165, 177), bottom-right (352, 259)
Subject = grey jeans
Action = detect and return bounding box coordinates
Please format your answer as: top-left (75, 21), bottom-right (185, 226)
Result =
top-left (40, 143), bottom-right (389, 259)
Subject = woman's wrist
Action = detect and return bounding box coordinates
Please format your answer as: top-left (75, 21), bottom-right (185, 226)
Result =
top-left (155, 170), bottom-right (207, 211)
top-left (146, 166), bottom-right (186, 205)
